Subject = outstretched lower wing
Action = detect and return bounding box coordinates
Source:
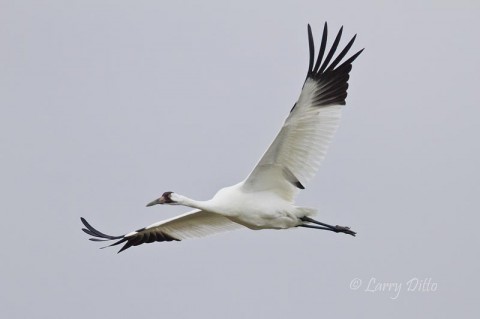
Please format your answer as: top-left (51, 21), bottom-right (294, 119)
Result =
top-left (81, 210), bottom-right (244, 253)
top-left (242, 23), bottom-right (363, 202)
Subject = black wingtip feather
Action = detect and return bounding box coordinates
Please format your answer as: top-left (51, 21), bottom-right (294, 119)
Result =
top-left (312, 22), bottom-right (328, 75)
top-left (81, 217), bottom-right (181, 253)
top-left (341, 48), bottom-right (364, 66)
top-left (89, 238), bottom-right (110, 242)
top-left (306, 24), bottom-right (363, 77)
top-left (307, 24), bottom-right (314, 75)
top-left (317, 26), bottom-right (343, 75)
top-left (325, 34), bottom-right (357, 73)
top-left (303, 23), bottom-right (363, 107)
top-left (117, 241), bottom-right (134, 254)
top-left (80, 217), bottom-right (123, 240)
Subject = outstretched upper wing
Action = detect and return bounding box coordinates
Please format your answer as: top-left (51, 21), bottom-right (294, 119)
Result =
top-left (81, 209), bottom-right (244, 253)
top-left (242, 23), bottom-right (363, 202)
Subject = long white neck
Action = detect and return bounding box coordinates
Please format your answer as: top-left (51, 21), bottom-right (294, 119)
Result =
top-left (171, 193), bottom-right (215, 212)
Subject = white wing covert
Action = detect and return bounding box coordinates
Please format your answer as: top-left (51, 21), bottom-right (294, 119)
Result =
top-left (243, 23), bottom-right (363, 202)
top-left (81, 210), bottom-right (244, 253)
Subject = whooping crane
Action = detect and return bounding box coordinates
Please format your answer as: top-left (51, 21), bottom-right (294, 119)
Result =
top-left (81, 23), bottom-right (363, 253)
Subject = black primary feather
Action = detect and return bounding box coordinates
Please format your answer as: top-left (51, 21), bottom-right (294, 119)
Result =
top-left (312, 22), bottom-right (328, 75)
top-left (292, 22), bottom-right (363, 112)
top-left (81, 217), bottom-right (123, 240)
top-left (80, 217), bottom-right (179, 253)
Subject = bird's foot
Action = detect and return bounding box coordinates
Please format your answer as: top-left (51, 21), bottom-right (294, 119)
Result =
top-left (333, 225), bottom-right (356, 237)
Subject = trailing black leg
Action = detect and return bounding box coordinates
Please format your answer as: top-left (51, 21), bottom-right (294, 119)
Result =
top-left (300, 216), bottom-right (356, 236)
top-left (298, 224), bottom-right (333, 231)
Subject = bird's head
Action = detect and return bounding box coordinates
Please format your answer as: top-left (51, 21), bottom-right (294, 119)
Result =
top-left (146, 191), bottom-right (178, 207)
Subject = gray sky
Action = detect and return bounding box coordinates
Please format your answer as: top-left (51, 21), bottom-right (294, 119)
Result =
top-left (1, 1), bottom-right (479, 318)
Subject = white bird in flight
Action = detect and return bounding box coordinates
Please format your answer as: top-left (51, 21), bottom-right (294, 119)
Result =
top-left (81, 23), bottom-right (363, 253)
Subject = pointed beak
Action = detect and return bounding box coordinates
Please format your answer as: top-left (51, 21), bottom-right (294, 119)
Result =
top-left (146, 197), bottom-right (165, 207)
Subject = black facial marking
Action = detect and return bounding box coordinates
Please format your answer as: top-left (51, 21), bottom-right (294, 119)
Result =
top-left (162, 191), bottom-right (174, 203)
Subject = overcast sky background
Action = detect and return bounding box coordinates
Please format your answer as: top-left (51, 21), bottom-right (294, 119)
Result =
top-left (1, 1), bottom-right (479, 318)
